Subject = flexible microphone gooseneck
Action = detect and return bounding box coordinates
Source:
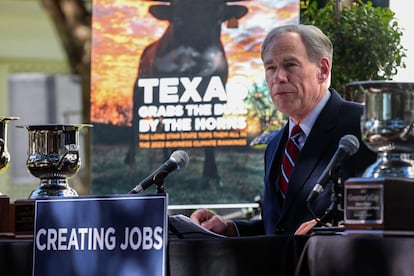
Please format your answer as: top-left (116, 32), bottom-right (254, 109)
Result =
top-left (129, 150), bottom-right (189, 194)
top-left (306, 134), bottom-right (360, 204)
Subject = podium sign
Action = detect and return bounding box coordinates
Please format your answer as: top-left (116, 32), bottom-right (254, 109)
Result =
top-left (32, 194), bottom-right (168, 276)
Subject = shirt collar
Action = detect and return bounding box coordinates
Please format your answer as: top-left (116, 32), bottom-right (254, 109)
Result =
top-left (289, 89), bottom-right (331, 139)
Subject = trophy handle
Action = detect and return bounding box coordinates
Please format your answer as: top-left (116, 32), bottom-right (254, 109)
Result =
top-left (0, 138), bottom-right (4, 154)
top-left (57, 150), bottom-right (80, 171)
top-left (400, 119), bottom-right (414, 141)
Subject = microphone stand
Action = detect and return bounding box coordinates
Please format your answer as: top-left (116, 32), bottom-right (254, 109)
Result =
top-left (322, 167), bottom-right (344, 227)
top-left (153, 172), bottom-right (167, 194)
top-left (310, 166), bottom-right (345, 234)
top-left (155, 178), bottom-right (165, 194)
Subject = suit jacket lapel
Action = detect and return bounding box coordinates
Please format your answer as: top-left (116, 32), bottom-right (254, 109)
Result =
top-left (264, 126), bottom-right (288, 196)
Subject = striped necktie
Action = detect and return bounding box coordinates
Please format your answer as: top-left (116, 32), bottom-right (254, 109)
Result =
top-left (280, 124), bottom-right (303, 195)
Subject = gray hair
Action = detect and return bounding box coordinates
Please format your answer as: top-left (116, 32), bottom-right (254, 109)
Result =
top-left (261, 24), bottom-right (333, 65)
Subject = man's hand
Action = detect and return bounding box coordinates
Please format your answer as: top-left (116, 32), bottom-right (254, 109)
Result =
top-left (190, 208), bottom-right (237, 236)
top-left (294, 219), bottom-right (319, 235)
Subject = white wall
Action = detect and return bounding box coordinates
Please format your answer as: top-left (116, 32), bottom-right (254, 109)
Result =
top-left (390, 0), bottom-right (413, 82)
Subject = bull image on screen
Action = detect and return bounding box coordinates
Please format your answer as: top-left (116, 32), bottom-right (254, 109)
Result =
top-left (125, 0), bottom-right (248, 186)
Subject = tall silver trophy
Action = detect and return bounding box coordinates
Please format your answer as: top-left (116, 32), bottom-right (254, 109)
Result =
top-left (0, 116), bottom-right (19, 175)
top-left (0, 117), bottom-right (19, 233)
top-left (345, 81), bottom-right (414, 231)
top-left (18, 124), bottom-right (92, 199)
top-left (358, 81), bottom-right (414, 178)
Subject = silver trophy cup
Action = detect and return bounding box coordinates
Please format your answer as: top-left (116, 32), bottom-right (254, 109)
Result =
top-left (18, 124), bottom-right (92, 198)
top-left (351, 81), bottom-right (414, 178)
top-left (0, 117), bottom-right (19, 174)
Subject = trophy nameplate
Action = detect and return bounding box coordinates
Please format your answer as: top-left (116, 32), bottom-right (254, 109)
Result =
top-left (13, 199), bottom-right (35, 238)
top-left (345, 177), bottom-right (414, 230)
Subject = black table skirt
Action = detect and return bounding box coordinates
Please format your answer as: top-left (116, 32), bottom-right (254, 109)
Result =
top-left (5, 234), bottom-right (414, 276)
top-left (296, 234), bottom-right (414, 276)
top-left (0, 235), bottom-right (309, 276)
top-left (168, 235), bottom-right (309, 276)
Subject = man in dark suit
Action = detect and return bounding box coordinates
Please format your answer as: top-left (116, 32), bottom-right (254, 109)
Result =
top-left (190, 24), bottom-right (377, 236)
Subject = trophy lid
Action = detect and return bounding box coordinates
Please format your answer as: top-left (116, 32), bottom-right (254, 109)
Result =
top-left (0, 116), bottom-right (20, 123)
top-left (16, 124), bottom-right (93, 131)
top-left (347, 80), bottom-right (414, 92)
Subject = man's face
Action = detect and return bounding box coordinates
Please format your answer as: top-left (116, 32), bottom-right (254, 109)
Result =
top-left (262, 32), bottom-right (329, 123)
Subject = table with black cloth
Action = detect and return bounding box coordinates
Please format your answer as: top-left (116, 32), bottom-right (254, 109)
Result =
top-left (168, 235), bottom-right (308, 276)
top-left (0, 239), bottom-right (33, 275)
top-left (296, 234), bottom-right (414, 276)
top-left (4, 234), bottom-right (414, 276)
top-left (0, 235), bottom-right (309, 276)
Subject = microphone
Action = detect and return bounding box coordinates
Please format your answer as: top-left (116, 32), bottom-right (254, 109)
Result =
top-left (129, 150), bottom-right (189, 194)
top-left (306, 134), bottom-right (360, 204)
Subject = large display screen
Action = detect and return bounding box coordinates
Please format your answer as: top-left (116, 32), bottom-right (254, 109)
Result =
top-left (91, 0), bottom-right (299, 204)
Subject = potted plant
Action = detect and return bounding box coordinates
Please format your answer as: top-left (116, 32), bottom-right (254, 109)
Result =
top-left (301, 0), bottom-right (407, 101)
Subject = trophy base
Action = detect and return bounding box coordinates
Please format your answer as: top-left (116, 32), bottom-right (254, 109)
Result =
top-left (29, 178), bottom-right (79, 199)
top-left (362, 156), bottom-right (414, 178)
top-left (344, 177), bottom-right (414, 231)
